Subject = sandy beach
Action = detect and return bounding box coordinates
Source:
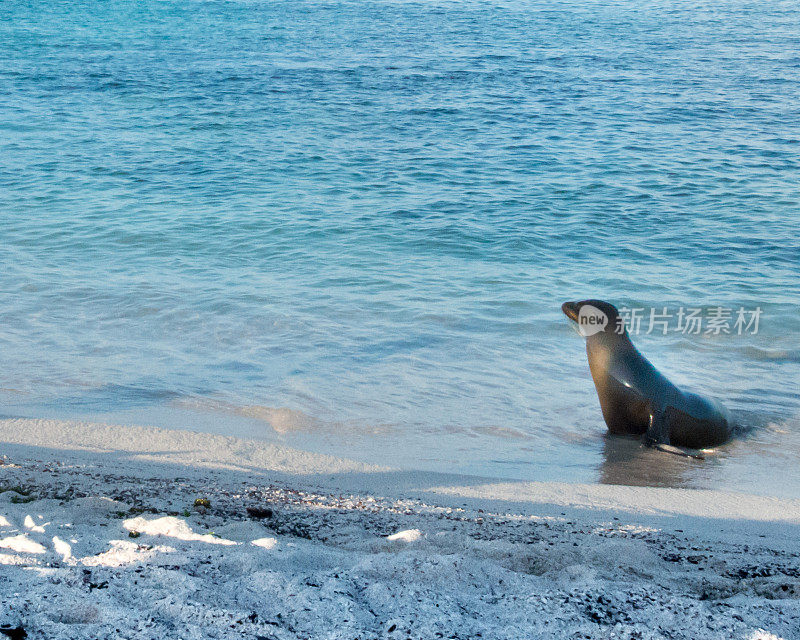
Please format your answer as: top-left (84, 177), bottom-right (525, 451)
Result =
top-left (0, 418), bottom-right (797, 639)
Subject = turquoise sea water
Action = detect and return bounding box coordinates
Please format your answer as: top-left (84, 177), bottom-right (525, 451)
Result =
top-left (1, 0), bottom-right (799, 496)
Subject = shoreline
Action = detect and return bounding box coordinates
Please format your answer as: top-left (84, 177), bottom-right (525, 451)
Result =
top-left (5, 400), bottom-right (799, 500)
top-left (0, 418), bottom-right (798, 639)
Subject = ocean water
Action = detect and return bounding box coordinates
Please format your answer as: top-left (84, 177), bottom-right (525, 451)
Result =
top-left (1, 0), bottom-right (799, 497)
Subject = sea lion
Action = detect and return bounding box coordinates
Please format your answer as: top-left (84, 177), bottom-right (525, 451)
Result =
top-left (561, 299), bottom-right (733, 458)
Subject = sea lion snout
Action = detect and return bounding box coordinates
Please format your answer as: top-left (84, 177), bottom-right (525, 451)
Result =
top-left (562, 299), bottom-right (623, 337)
top-left (561, 301), bottom-right (579, 322)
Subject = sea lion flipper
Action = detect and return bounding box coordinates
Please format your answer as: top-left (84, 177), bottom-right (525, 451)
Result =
top-left (653, 443), bottom-right (706, 460)
top-left (644, 407), bottom-right (670, 447)
top-left (646, 407), bottom-right (707, 459)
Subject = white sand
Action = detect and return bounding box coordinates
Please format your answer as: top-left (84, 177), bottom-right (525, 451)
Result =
top-left (0, 418), bottom-right (797, 639)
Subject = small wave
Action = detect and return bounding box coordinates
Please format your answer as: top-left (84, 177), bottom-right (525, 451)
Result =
top-left (173, 398), bottom-right (319, 433)
top-left (471, 425), bottom-right (530, 440)
top-left (37, 384), bottom-right (182, 412)
top-left (236, 406), bottom-right (318, 434)
top-left (172, 397), bottom-right (396, 436)
top-left (740, 347), bottom-right (800, 363)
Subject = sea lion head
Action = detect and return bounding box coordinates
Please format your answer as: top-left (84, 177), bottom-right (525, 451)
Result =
top-left (561, 299), bottom-right (626, 339)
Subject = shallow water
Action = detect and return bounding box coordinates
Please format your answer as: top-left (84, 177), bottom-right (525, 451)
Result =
top-left (1, 0), bottom-right (799, 497)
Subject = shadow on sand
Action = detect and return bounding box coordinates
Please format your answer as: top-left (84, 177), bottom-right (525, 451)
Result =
top-left (2, 431), bottom-right (799, 549)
